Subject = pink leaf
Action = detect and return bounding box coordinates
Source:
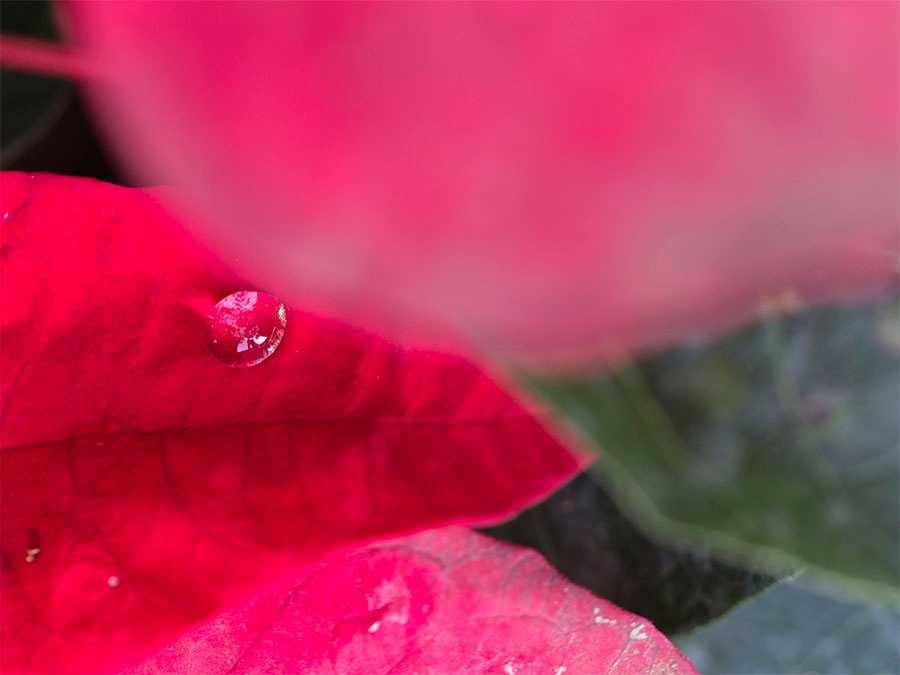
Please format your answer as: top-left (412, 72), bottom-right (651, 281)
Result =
top-left (64, 2), bottom-right (899, 367)
top-left (0, 172), bottom-right (582, 673)
top-left (125, 527), bottom-right (696, 675)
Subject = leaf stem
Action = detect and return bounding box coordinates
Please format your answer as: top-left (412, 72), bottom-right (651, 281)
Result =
top-left (0, 35), bottom-right (98, 81)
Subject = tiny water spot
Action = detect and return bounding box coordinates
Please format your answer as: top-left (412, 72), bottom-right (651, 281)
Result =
top-left (2, 211), bottom-right (8, 220)
top-left (592, 607), bottom-right (615, 625)
top-left (555, 667), bottom-right (568, 675)
top-left (24, 547), bottom-right (40, 564)
top-left (367, 620), bottom-right (381, 634)
top-left (207, 291), bottom-right (287, 367)
top-left (107, 575), bottom-right (121, 588)
top-left (503, 664), bottom-right (515, 675)
top-left (629, 623), bottom-right (648, 641)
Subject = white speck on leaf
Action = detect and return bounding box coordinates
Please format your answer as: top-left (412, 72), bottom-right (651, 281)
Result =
top-left (592, 607), bottom-right (615, 625)
top-left (25, 547), bottom-right (40, 563)
top-left (107, 575), bottom-right (121, 588)
top-left (367, 621), bottom-right (381, 634)
top-left (367, 578), bottom-right (410, 625)
top-left (504, 664), bottom-right (515, 675)
top-left (630, 623), bottom-right (648, 640)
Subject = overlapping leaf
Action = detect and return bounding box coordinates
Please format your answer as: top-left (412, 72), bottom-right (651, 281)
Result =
top-left (0, 172), bottom-right (583, 673)
top-left (126, 528), bottom-right (696, 675)
top-left (64, 2), bottom-right (899, 366)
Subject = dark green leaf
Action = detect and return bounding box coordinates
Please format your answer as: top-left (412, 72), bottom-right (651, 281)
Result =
top-left (485, 472), bottom-right (773, 634)
top-left (675, 575), bottom-right (900, 674)
top-left (525, 296), bottom-right (900, 602)
top-left (1, 0), bottom-right (72, 166)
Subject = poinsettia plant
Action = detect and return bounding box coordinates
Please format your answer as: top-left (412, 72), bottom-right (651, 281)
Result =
top-left (1, 2), bottom-right (898, 674)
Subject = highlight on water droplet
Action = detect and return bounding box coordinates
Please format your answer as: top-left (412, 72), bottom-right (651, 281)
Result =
top-left (207, 290), bottom-right (287, 367)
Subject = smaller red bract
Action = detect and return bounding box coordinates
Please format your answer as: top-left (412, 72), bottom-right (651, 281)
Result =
top-left (124, 528), bottom-right (696, 675)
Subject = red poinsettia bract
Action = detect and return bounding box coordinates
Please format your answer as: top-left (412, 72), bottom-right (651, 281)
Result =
top-left (0, 173), bottom-right (691, 673)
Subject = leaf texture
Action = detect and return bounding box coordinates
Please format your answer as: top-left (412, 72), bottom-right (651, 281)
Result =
top-left (0, 172), bottom-right (582, 673)
top-left (125, 527), bottom-right (696, 675)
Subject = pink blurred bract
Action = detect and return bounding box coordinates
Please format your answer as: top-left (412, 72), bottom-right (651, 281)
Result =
top-left (66, 2), bottom-right (899, 367)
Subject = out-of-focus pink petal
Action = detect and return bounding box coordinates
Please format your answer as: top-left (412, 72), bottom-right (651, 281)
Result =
top-left (65, 2), bottom-right (899, 367)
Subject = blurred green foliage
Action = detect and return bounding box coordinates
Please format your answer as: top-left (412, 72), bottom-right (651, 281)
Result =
top-left (526, 295), bottom-right (900, 603)
top-left (676, 575), bottom-right (900, 674)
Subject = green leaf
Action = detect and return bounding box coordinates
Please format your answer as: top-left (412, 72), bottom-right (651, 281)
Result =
top-left (525, 296), bottom-right (900, 602)
top-left (485, 472), bottom-right (773, 635)
top-left (675, 576), bottom-right (900, 674)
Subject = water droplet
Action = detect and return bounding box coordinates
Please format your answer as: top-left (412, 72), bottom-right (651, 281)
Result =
top-left (367, 620), bottom-right (381, 634)
top-left (25, 547), bottom-right (40, 563)
top-left (207, 291), bottom-right (287, 367)
top-left (107, 575), bottom-right (121, 587)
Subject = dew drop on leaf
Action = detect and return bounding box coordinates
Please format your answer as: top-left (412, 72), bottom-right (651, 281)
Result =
top-left (207, 290), bottom-right (287, 367)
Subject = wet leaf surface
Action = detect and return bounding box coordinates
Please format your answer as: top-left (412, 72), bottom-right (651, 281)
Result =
top-left (0, 172), bottom-right (582, 673)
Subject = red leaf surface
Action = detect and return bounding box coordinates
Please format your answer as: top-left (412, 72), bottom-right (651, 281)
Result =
top-left (64, 2), bottom-right (899, 367)
top-left (0, 172), bottom-right (582, 673)
top-left (124, 527), bottom-right (695, 675)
